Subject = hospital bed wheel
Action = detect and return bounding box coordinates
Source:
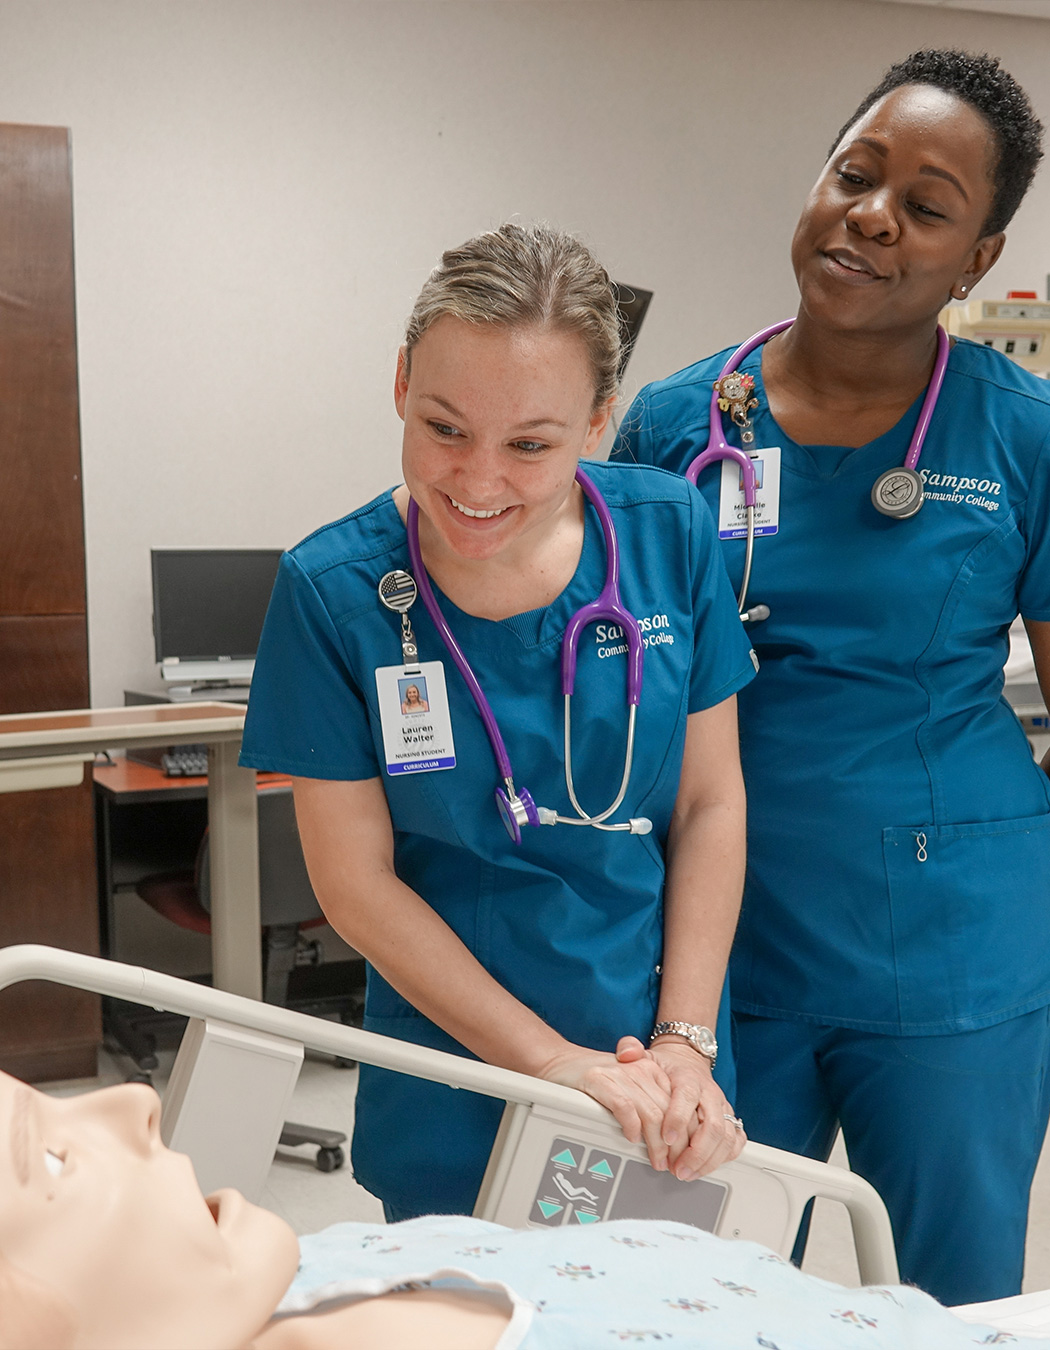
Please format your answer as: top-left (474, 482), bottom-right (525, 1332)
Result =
top-left (316, 1145), bottom-right (345, 1173)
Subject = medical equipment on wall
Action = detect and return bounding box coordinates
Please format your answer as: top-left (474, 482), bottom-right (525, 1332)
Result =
top-left (686, 320), bottom-right (952, 620)
top-left (941, 297), bottom-right (1050, 377)
top-left (0, 942), bottom-right (900, 1282)
top-left (378, 466), bottom-right (652, 844)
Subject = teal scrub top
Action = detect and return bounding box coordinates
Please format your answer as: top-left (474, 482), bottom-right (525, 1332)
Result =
top-left (614, 339), bottom-right (1050, 1036)
top-left (240, 460), bottom-right (756, 1212)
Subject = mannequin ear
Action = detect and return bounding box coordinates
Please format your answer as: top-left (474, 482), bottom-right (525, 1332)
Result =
top-left (0, 1256), bottom-right (77, 1350)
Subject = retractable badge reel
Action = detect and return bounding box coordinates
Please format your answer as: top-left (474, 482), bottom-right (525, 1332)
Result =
top-left (378, 569), bottom-right (420, 666)
top-left (375, 570), bottom-right (459, 778)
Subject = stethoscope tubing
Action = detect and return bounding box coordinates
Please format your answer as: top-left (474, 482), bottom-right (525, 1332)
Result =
top-left (685, 319), bottom-right (951, 618)
top-left (406, 495), bottom-right (516, 782)
top-left (562, 467), bottom-right (644, 706)
top-left (404, 468), bottom-right (648, 838)
top-left (902, 325), bottom-right (950, 471)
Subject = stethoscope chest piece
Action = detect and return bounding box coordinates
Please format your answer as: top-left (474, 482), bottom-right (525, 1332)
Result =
top-left (871, 467), bottom-right (924, 520)
top-left (494, 784), bottom-right (540, 845)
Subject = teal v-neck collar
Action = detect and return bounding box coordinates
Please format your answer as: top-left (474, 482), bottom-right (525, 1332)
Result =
top-left (736, 345), bottom-right (935, 482)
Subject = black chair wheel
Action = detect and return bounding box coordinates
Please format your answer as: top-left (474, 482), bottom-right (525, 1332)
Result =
top-left (316, 1145), bottom-right (345, 1173)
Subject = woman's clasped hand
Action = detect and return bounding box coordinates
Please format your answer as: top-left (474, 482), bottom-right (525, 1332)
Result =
top-left (537, 1033), bottom-right (745, 1181)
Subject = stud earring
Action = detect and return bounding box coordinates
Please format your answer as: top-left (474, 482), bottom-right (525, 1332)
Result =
top-left (958, 284), bottom-right (968, 296)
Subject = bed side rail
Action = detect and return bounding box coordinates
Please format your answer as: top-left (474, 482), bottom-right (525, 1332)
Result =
top-left (0, 945), bottom-right (898, 1283)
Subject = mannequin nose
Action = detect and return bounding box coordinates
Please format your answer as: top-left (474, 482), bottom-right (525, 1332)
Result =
top-left (65, 1082), bottom-right (162, 1154)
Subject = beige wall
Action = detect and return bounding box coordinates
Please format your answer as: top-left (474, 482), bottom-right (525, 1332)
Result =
top-left (0, 0), bottom-right (1047, 703)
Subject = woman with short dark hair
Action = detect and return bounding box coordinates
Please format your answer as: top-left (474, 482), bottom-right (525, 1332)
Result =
top-left (615, 50), bottom-right (1050, 1304)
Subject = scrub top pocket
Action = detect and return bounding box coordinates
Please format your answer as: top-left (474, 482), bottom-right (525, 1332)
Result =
top-left (883, 812), bottom-right (1050, 1031)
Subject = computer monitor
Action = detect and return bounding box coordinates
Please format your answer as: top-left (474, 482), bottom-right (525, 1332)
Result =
top-left (612, 282), bottom-right (654, 379)
top-left (151, 548), bottom-right (283, 685)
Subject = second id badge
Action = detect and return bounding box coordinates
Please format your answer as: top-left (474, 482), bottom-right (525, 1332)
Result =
top-left (717, 445), bottom-right (781, 539)
top-left (375, 661), bottom-right (456, 775)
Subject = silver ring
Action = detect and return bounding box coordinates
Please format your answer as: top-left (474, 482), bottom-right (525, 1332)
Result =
top-left (723, 1113), bottom-right (744, 1131)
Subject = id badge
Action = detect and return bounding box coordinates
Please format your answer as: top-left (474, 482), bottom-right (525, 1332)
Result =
top-left (375, 661), bottom-right (456, 775)
top-left (717, 446), bottom-right (781, 539)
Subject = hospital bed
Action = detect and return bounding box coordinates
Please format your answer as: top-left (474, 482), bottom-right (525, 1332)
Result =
top-left (9, 944), bottom-right (1050, 1336)
top-left (0, 943), bottom-right (895, 1280)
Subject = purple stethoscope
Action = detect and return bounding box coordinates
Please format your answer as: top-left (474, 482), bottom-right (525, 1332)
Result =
top-left (687, 319), bottom-right (951, 623)
top-left (377, 466), bottom-right (652, 843)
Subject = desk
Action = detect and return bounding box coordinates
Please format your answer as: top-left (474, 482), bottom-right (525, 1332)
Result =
top-left (93, 759), bottom-right (290, 967)
top-left (0, 704), bottom-right (263, 999)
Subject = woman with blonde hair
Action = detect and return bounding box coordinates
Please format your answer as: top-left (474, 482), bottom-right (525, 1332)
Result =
top-left (242, 222), bottom-right (757, 1220)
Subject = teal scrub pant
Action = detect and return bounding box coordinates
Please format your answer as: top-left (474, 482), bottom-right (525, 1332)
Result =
top-left (733, 1008), bottom-right (1050, 1306)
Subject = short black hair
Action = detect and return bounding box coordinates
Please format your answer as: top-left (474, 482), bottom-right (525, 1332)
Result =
top-left (829, 49), bottom-right (1044, 235)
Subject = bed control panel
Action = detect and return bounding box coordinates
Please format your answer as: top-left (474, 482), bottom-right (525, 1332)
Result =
top-left (528, 1134), bottom-right (728, 1231)
top-left (475, 1102), bottom-right (772, 1241)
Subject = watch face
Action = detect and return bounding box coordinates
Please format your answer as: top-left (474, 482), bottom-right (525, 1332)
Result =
top-left (696, 1028), bottom-right (717, 1053)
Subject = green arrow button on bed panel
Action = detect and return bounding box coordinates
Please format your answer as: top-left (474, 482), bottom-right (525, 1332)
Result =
top-left (589, 1158), bottom-right (615, 1178)
top-left (551, 1148), bottom-right (577, 1167)
top-left (574, 1210), bottom-right (600, 1224)
top-left (537, 1201), bottom-right (564, 1220)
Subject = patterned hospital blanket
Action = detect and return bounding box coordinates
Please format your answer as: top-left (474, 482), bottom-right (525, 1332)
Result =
top-left (277, 1214), bottom-right (1048, 1347)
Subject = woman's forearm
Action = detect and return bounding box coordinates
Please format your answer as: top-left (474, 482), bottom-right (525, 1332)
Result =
top-left (292, 775), bottom-right (568, 1076)
top-left (654, 701), bottom-right (747, 1035)
top-left (657, 794), bottom-right (746, 1031)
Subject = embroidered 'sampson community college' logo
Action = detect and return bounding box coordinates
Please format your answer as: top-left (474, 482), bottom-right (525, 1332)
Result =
top-left (594, 612), bottom-right (676, 659)
top-left (919, 468), bottom-right (1002, 512)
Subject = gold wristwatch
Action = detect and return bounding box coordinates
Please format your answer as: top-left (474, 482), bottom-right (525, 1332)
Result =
top-left (650, 1020), bottom-right (717, 1067)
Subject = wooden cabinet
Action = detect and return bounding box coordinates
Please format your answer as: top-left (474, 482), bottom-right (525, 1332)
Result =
top-left (0, 124), bottom-right (99, 1081)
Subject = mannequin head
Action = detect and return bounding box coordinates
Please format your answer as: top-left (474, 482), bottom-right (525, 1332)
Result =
top-left (0, 1070), bottom-right (299, 1350)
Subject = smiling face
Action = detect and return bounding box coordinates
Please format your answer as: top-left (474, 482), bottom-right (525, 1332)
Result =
top-left (791, 83), bottom-right (1005, 335)
top-left (0, 1071), bottom-right (298, 1350)
top-left (395, 316), bottom-right (613, 569)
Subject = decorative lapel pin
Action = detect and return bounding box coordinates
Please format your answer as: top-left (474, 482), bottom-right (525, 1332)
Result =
top-left (714, 372), bottom-right (758, 445)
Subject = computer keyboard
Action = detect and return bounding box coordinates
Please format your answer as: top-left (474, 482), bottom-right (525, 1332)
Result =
top-left (161, 747), bottom-right (209, 778)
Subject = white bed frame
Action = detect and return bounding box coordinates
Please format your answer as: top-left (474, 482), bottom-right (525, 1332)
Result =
top-left (0, 944), bottom-right (899, 1282)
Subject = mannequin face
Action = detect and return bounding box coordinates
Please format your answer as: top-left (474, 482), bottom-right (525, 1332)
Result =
top-left (0, 1071), bottom-right (298, 1350)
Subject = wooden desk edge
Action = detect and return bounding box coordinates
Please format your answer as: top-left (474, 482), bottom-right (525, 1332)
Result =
top-left (0, 703), bottom-right (246, 759)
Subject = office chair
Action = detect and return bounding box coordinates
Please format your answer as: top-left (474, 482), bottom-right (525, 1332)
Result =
top-left (114, 784), bottom-right (364, 1172)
